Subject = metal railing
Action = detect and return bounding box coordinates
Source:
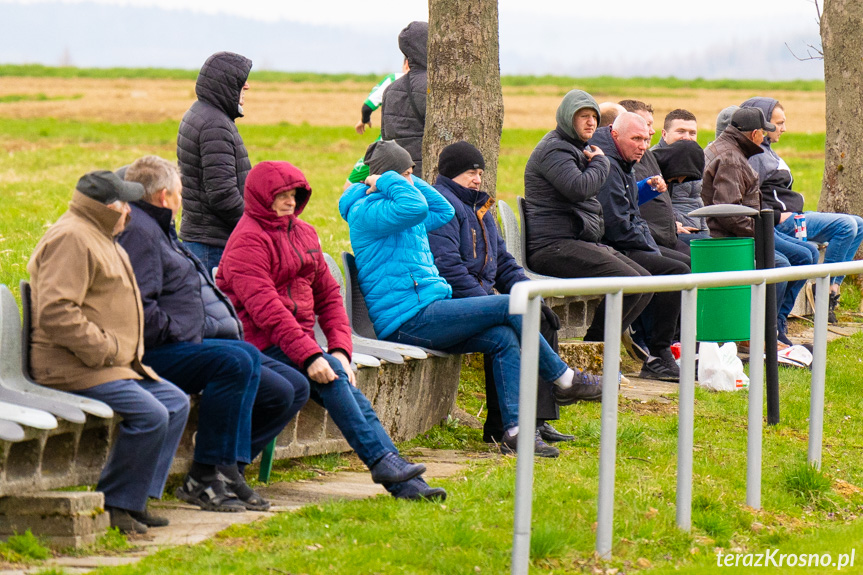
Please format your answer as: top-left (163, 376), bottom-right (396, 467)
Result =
top-left (507, 260), bottom-right (863, 573)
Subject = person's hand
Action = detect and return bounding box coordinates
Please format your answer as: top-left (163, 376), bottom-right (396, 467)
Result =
top-left (364, 174), bottom-right (381, 193)
top-left (307, 356), bottom-right (337, 384)
top-left (647, 175), bottom-right (667, 193)
top-left (583, 145), bottom-right (605, 161)
top-left (331, 350), bottom-right (357, 386)
top-left (676, 221), bottom-right (690, 234)
top-left (779, 212), bottom-right (793, 223)
top-left (540, 302), bottom-right (561, 331)
top-left (355, 120), bottom-right (369, 135)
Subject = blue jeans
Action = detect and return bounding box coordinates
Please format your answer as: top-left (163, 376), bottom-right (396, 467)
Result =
top-left (385, 294), bottom-right (569, 431)
top-left (263, 347), bottom-right (397, 469)
top-left (182, 242), bottom-right (224, 277)
top-left (75, 378), bottom-right (190, 512)
top-left (774, 230), bottom-right (819, 322)
top-left (678, 230), bottom-right (711, 244)
top-left (144, 339), bottom-right (263, 466)
top-left (775, 211), bottom-right (863, 285)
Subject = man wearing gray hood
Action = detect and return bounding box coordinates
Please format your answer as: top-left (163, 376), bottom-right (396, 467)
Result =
top-left (741, 96), bottom-right (863, 324)
top-left (523, 90), bottom-right (652, 351)
top-left (381, 21), bottom-right (429, 178)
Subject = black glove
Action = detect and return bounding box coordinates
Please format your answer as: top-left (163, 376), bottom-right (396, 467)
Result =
top-left (540, 302), bottom-right (561, 331)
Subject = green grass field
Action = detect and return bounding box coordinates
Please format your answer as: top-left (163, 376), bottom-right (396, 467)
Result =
top-left (3, 70), bottom-right (855, 574)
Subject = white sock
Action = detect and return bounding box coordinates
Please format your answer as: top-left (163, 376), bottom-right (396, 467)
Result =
top-left (555, 368), bottom-right (574, 389)
top-left (505, 426), bottom-right (519, 438)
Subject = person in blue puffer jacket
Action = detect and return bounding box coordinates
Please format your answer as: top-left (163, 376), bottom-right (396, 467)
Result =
top-left (339, 140), bottom-right (602, 458)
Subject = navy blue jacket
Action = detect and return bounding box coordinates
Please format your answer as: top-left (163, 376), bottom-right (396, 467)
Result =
top-left (590, 126), bottom-right (659, 254)
top-left (119, 201), bottom-right (241, 349)
top-left (428, 175), bottom-right (527, 298)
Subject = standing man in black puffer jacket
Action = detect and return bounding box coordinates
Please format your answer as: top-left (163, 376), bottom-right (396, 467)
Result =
top-left (177, 51), bottom-right (253, 273)
top-left (381, 21), bottom-right (428, 178)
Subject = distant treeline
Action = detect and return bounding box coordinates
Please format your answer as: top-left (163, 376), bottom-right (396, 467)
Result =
top-left (0, 64), bottom-right (825, 92)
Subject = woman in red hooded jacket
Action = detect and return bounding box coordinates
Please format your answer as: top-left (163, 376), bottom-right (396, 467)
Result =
top-left (217, 161), bottom-right (444, 501)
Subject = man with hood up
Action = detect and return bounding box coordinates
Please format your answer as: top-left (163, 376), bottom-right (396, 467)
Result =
top-left (590, 113), bottom-right (691, 381)
top-left (381, 21), bottom-right (428, 178)
top-left (178, 51), bottom-right (253, 273)
top-left (523, 90), bottom-right (652, 369)
top-left (741, 96), bottom-right (863, 324)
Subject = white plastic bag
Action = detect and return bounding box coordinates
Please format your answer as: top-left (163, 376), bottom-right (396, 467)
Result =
top-left (697, 342), bottom-right (750, 391)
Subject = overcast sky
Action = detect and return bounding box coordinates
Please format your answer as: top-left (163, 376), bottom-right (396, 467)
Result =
top-left (1, 0), bottom-right (824, 79)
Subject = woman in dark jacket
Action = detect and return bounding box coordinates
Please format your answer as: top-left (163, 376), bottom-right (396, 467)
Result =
top-left (217, 161), bottom-right (444, 501)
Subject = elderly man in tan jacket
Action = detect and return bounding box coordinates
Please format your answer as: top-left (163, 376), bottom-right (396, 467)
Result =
top-left (27, 171), bottom-right (190, 534)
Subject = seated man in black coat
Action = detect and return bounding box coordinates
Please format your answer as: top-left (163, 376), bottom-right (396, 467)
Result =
top-left (427, 142), bottom-right (587, 457)
top-left (590, 113), bottom-right (691, 380)
top-left (119, 156), bottom-right (309, 513)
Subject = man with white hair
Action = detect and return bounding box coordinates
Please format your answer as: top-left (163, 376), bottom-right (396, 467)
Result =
top-left (590, 112), bottom-right (691, 381)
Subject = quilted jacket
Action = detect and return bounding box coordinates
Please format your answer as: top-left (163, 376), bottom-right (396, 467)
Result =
top-left (217, 161), bottom-right (352, 368)
top-left (339, 172), bottom-right (454, 339)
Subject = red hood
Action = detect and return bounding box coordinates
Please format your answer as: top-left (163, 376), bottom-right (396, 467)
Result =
top-left (243, 161), bottom-right (311, 227)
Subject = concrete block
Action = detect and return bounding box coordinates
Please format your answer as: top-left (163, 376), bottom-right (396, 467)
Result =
top-left (557, 341), bottom-right (604, 374)
top-left (0, 491), bottom-right (107, 549)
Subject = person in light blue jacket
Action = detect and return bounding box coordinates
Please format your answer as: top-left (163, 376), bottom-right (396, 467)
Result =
top-left (339, 141), bottom-right (603, 458)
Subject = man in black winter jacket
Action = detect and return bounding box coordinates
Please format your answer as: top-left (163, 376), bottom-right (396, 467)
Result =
top-left (177, 51), bottom-right (253, 273)
top-left (381, 21), bottom-right (428, 178)
top-left (591, 113), bottom-right (690, 380)
top-left (427, 141), bottom-right (574, 452)
top-left (523, 90), bottom-right (652, 355)
top-left (120, 156), bottom-right (308, 515)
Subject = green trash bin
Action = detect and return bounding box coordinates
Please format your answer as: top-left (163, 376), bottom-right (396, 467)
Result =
top-left (690, 237), bottom-right (754, 342)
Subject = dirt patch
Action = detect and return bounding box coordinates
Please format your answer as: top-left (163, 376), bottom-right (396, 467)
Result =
top-left (620, 397), bottom-right (679, 416)
top-left (0, 76), bottom-right (826, 132)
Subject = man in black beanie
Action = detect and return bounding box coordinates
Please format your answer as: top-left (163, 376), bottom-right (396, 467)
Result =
top-left (427, 141), bottom-right (576, 448)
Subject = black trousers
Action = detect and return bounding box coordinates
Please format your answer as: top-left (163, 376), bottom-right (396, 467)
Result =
top-left (482, 316), bottom-right (559, 443)
top-left (528, 240), bottom-right (653, 343)
top-left (623, 246), bottom-right (690, 354)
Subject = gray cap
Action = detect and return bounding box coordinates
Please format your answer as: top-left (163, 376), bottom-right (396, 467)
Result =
top-left (364, 140), bottom-right (415, 176)
top-left (715, 105), bottom-right (739, 139)
top-left (730, 107), bottom-right (776, 133)
top-left (76, 170), bottom-right (144, 204)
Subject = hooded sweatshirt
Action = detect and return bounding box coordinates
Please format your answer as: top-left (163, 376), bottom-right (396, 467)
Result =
top-left (590, 126), bottom-right (659, 254)
top-left (523, 89), bottom-right (610, 256)
top-left (741, 97), bottom-right (804, 224)
top-left (653, 139), bottom-right (708, 232)
top-left (178, 52), bottom-right (253, 247)
top-left (216, 161), bottom-right (352, 369)
top-left (381, 21), bottom-right (429, 178)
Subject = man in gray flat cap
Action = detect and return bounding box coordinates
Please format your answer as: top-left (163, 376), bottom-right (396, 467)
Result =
top-left (27, 171), bottom-right (190, 534)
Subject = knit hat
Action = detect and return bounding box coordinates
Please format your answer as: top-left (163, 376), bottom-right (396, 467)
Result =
top-left (437, 141), bottom-right (485, 179)
top-left (364, 140), bottom-right (415, 176)
top-left (76, 170), bottom-right (144, 204)
top-left (715, 105), bottom-right (739, 138)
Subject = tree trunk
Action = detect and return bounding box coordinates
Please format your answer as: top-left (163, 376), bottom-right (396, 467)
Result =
top-left (817, 0), bottom-right (863, 215)
top-left (424, 0), bottom-right (504, 197)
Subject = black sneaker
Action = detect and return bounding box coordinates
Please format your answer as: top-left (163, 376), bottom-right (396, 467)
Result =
top-left (622, 327), bottom-right (649, 362)
top-left (175, 474), bottom-right (246, 513)
top-left (499, 429), bottom-right (560, 458)
top-left (640, 349), bottom-right (680, 382)
top-left (537, 422), bottom-right (574, 443)
top-left (216, 465), bottom-right (271, 512)
top-left (107, 507), bottom-right (148, 534)
top-left (386, 477), bottom-right (448, 501)
top-left (128, 506), bottom-right (169, 527)
top-left (553, 369), bottom-right (603, 404)
top-left (369, 452), bottom-right (426, 485)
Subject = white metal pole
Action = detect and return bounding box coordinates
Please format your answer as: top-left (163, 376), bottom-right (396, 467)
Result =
top-left (511, 295), bottom-right (542, 575)
top-left (808, 275), bottom-right (830, 469)
top-left (596, 290), bottom-right (623, 559)
top-left (676, 288), bottom-right (697, 530)
top-left (746, 281), bottom-right (766, 509)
